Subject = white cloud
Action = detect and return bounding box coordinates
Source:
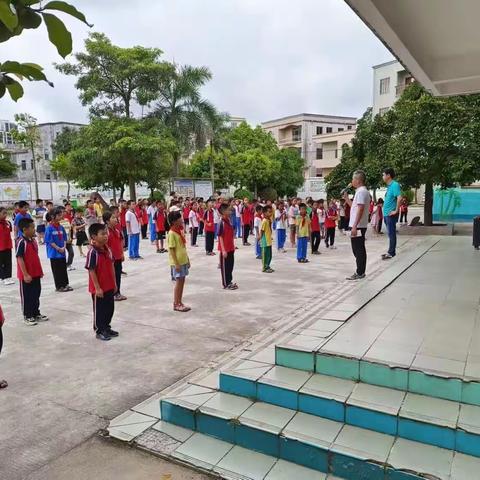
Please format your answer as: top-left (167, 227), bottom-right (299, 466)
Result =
top-left (0, 0), bottom-right (393, 125)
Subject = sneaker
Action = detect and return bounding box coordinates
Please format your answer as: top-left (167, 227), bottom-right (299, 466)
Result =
top-left (121, 271), bottom-right (128, 275)
top-left (34, 314), bottom-right (49, 322)
top-left (96, 331), bottom-right (111, 341)
top-left (330, 245), bottom-right (337, 250)
top-left (114, 294), bottom-right (127, 301)
top-left (3, 278), bottom-right (14, 285)
top-left (256, 255), bottom-right (262, 260)
top-left (282, 248), bottom-right (287, 253)
top-left (263, 268), bottom-right (275, 273)
top-left (137, 256), bottom-right (144, 260)
top-left (67, 266), bottom-right (76, 271)
top-left (24, 317), bottom-right (38, 326)
top-left (65, 286), bottom-right (73, 292)
top-left (156, 249), bottom-right (161, 253)
top-left (382, 253), bottom-right (394, 260)
top-left (107, 328), bottom-right (119, 337)
top-left (346, 273), bottom-right (366, 280)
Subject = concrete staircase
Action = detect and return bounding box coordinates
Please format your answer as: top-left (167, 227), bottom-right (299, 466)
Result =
top-left (160, 347), bottom-right (480, 479)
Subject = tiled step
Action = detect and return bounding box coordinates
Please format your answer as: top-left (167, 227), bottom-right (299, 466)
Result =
top-left (275, 346), bottom-right (480, 406)
top-left (160, 387), bottom-right (478, 480)
top-left (219, 362), bottom-right (480, 457)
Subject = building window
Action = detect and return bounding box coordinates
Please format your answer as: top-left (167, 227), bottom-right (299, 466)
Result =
top-left (21, 160), bottom-right (26, 171)
top-left (46, 174), bottom-right (51, 180)
top-left (380, 77), bottom-right (390, 95)
top-left (44, 152), bottom-right (49, 161)
top-left (296, 147), bottom-right (302, 157)
top-left (316, 126), bottom-right (323, 135)
top-left (347, 125), bottom-right (352, 130)
top-left (292, 126), bottom-right (301, 142)
top-left (326, 127), bottom-right (332, 133)
top-left (316, 148), bottom-right (323, 160)
top-left (379, 107), bottom-right (390, 116)
top-left (335, 149), bottom-right (338, 159)
top-left (338, 128), bottom-right (344, 132)
top-left (316, 168), bottom-right (323, 178)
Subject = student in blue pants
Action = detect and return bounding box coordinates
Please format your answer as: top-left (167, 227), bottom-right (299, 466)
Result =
top-left (296, 203), bottom-right (311, 263)
top-left (125, 201), bottom-right (142, 260)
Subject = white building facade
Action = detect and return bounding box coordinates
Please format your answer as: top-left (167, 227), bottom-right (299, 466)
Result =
top-left (262, 113), bottom-right (356, 177)
top-left (372, 60), bottom-right (414, 116)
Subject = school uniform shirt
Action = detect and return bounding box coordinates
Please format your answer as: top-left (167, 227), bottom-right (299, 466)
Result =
top-left (234, 205), bottom-right (241, 218)
top-left (218, 218), bottom-right (235, 253)
top-left (85, 208), bottom-right (97, 226)
top-left (349, 186), bottom-right (371, 229)
top-left (107, 226), bottom-right (124, 261)
top-left (14, 212), bottom-right (32, 237)
top-left (325, 207), bottom-right (337, 229)
top-left (125, 210), bottom-right (140, 234)
top-left (318, 207), bottom-right (327, 224)
top-left (189, 209), bottom-right (199, 228)
top-left (0, 220), bottom-right (13, 251)
top-left (141, 208), bottom-right (148, 226)
top-left (203, 210), bottom-right (215, 232)
top-left (120, 209), bottom-right (127, 228)
top-left (147, 205), bottom-right (156, 220)
top-left (16, 235), bottom-right (43, 280)
top-left (154, 210), bottom-right (166, 232)
top-left (310, 209), bottom-right (320, 232)
top-left (167, 230), bottom-right (189, 266)
top-left (45, 223), bottom-right (67, 259)
top-left (275, 210), bottom-right (288, 229)
top-left (260, 219), bottom-right (273, 247)
top-left (34, 207), bottom-right (46, 226)
top-left (288, 206), bottom-right (298, 226)
top-left (85, 245), bottom-right (116, 294)
top-left (93, 203), bottom-right (104, 219)
top-left (183, 207), bottom-right (190, 220)
top-left (253, 215), bottom-right (263, 238)
top-left (296, 215), bottom-right (311, 238)
top-left (59, 218), bottom-right (73, 242)
top-left (241, 205), bottom-right (253, 225)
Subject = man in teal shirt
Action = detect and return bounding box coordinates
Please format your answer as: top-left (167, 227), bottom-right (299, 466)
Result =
top-left (382, 168), bottom-right (402, 259)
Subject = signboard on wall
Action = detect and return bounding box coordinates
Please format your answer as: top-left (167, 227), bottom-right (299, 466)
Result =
top-left (194, 180), bottom-right (213, 199)
top-left (0, 183), bottom-right (31, 201)
top-left (297, 177), bottom-right (327, 199)
top-left (173, 179), bottom-right (195, 198)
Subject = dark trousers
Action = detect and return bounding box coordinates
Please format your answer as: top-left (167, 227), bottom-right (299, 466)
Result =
top-left (50, 258), bottom-right (69, 289)
top-left (141, 224), bottom-right (147, 239)
top-left (400, 212), bottom-right (408, 223)
top-left (191, 227), bottom-right (198, 246)
top-left (66, 243), bottom-right (74, 267)
top-left (205, 231), bottom-right (215, 253)
top-left (384, 216), bottom-right (398, 256)
top-left (20, 277), bottom-right (41, 318)
top-left (199, 221), bottom-right (204, 236)
top-left (0, 249), bottom-right (12, 279)
top-left (114, 260), bottom-right (122, 295)
top-left (0, 325), bottom-right (3, 355)
top-left (351, 228), bottom-right (367, 276)
top-left (92, 290), bottom-right (114, 333)
top-left (311, 231), bottom-right (321, 252)
top-left (243, 224), bottom-right (251, 244)
top-left (326, 227), bottom-right (335, 247)
top-left (220, 251), bottom-right (235, 288)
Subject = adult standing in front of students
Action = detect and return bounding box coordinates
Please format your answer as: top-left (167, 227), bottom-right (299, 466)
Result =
top-left (344, 170), bottom-right (370, 280)
top-left (382, 168), bottom-right (402, 260)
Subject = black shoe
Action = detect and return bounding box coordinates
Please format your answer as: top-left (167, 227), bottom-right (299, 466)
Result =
top-left (96, 331), bottom-right (111, 341)
top-left (108, 329), bottom-right (119, 337)
top-left (121, 271), bottom-right (128, 275)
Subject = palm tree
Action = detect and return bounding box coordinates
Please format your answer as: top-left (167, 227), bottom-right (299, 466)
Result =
top-left (152, 64), bottom-right (218, 176)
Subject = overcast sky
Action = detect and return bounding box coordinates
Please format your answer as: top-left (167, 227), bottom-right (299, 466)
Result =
top-left (1, 0), bottom-right (394, 126)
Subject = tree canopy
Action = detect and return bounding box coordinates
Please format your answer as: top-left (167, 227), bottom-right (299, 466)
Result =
top-left (0, 1), bottom-right (91, 100)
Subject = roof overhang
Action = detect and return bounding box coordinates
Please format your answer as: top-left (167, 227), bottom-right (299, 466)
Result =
top-left (344, 0), bottom-right (480, 96)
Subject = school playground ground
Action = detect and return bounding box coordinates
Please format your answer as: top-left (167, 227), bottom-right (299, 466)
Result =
top-left (0, 209), bottom-right (475, 480)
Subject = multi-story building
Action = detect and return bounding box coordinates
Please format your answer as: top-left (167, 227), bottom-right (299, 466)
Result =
top-left (372, 60), bottom-right (415, 116)
top-left (0, 119), bottom-right (16, 149)
top-left (227, 116), bottom-right (246, 128)
top-left (311, 129), bottom-right (356, 178)
top-left (262, 113), bottom-right (357, 176)
top-left (7, 121), bottom-right (85, 181)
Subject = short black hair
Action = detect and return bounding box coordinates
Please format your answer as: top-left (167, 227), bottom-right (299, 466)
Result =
top-left (36, 199), bottom-right (43, 204)
top-left (102, 211), bottom-right (113, 224)
top-left (18, 200), bottom-right (29, 209)
top-left (255, 205), bottom-right (263, 213)
top-left (298, 202), bottom-right (307, 209)
top-left (168, 210), bottom-right (182, 225)
top-left (109, 205), bottom-right (119, 213)
top-left (263, 205), bottom-right (272, 214)
top-left (219, 202), bottom-right (230, 215)
top-left (46, 201), bottom-right (53, 207)
top-left (89, 223), bottom-right (106, 238)
top-left (52, 207), bottom-right (64, 218)
top-left (383, 167), bottom-right (395, 178)
top-left (18, 217), bottom-right (34, 232)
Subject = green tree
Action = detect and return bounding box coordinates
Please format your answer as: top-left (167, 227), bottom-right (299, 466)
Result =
top-left (325, 145), bottom-right (360, 198)
top-left (228, 122), bottom-right (278, 156)
top-left (50, 127), bottom-right (79, 197)
top-left (0, 1), bottom-right (91, 100)
top-left (11, 113), bottom-right (41, 198)
top-left (151, 64), bottom-right (218, 175)
top-left (50, 153), bottom-right (75, 198)
top-left (67, 117), bottom-right (174, 200)
top-left (189, 146), bottom-right (234, 189)
top-left (0, 147), bottom-right (17, 178)
top-left (56, 32), bottom-right (169, 118)
top-left (273, 148), bottom-right (304, 197)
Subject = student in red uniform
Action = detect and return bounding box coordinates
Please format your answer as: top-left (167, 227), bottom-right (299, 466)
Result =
top-left (183, 201), bottom-right (191, 229)
top-left (241, 199), bottom-right (253, 246)
top-left (85, 223), bottom-right (117, 341)
top-left (154, 200), bottom-right (167, 253)
top-left (16, 218), bottom-right (47, 326)
top-left (218, 203), bottom-right (238, 290)
top-left (103, 211), bottom-right (126, 302)
top-left (310, 201), bottom-right (321, 255)
top-left (141, 200), bottom-right (148, 239)
top-left (325, 200), bottom-right (338, 249)
top-left (203, 201), bottom-right (216, 256)
top-left (0, 207), bottom-right (14, 285)
top-left (119, 199), bottom-right (128, 250)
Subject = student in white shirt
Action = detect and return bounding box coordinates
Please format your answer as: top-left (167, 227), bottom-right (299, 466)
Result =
top-left (344, 170), bottom-right (371, 281)
top-left (287, 200), bottom-right (298, 248)
top-left (188, 203), bottom-right (200, 247)
top-left (275, 202), bottom-right (288, 252)
top-left (125, 200), bottom-right (142, 260)
top-left (147, 202), bottom-right (157, 243)
top-left (318, 199), bottom-right (327, 239)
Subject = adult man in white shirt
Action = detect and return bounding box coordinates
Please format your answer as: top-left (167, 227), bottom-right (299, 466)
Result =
top-left (344, 170), bottom-right (371, 280)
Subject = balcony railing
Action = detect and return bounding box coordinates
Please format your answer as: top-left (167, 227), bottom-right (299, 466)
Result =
top-left (279, 136), bottom-right (302, 144)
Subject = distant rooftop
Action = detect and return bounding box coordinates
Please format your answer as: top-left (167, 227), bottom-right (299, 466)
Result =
top-left (262, 113), bottom-right (357, 125)
top-left (37, 121), bottom-right (86, 127)
top-left (372, 59), bottom-right (402, 69)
